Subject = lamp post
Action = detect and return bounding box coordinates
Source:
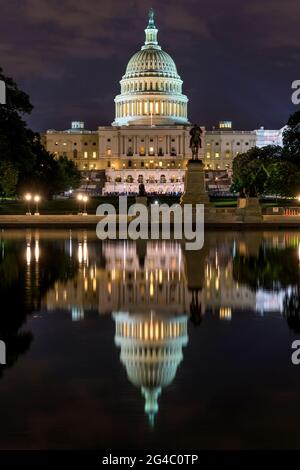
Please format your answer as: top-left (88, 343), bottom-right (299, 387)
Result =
top-left (82, 195), bottom-right (88, 215)
top-left (77, 194), bottom-right (83, 214)
top-left (34, 195), bottom-right (41, 215)
top-left (25, 193), bottom-right (32, 215)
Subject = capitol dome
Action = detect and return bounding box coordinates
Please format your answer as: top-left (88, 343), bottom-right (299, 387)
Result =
top-left (113, 9), bottom-right (189, 127)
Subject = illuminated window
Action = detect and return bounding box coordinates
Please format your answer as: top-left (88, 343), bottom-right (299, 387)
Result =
top-left (206, 152), bottom-right (211, 158)
top-left (63, 142), bottom-right (67, 146)
top-left (159, 161), bottom-right (162, 167)
top-left (84, 151), bottom-right (88, 158)
top-left (149, 146), bottom-right (154, 155)
top-left (107, 148), bottom-right (111, 156)
top-left (92, 151), bottom-right (97, 159)
top-left (215, 152), bottom-right (220, 158)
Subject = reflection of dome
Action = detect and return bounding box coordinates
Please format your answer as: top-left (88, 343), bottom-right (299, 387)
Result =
top-left (113, 311), bottom-right (188, 427)
top-left (113, 9), bottom-right (189, 127)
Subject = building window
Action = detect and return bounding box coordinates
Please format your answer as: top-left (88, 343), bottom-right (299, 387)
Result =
top-left (158, 147), bottom-right (164, 156)
top-left (236, 142), bottom-right (240, 146)
top-left (171, 148), bottom-right (177, 156)
top-left (93, 142), bottom-right (96, 146)
top-left (215, 152), bottom-right (220, 158)
top-left (92, 151), bottom-right (97, 159)
top-left (206, 152), bottom-right (211, 158)
top-left (127, 147), bottom-right (133, 156)
top-left (84, 142), bottom-right (88, 146)
top-left (107, 148), bottom-right (111, 156)
top-left (84, 151), bottom-right (88, 158)
top-left (128, 160), bottom-right (132, 168)
top-left (139, 146), bottom-right (145, 156)
top-left (107, 138), bottom-right (111, 142)
top-left (74, 142), bottom-right (77, 146)
top-left (138, 175), bottom-right (144, 183)
top-left (141, 162), bottom-right (144, 168)
top-left (149, 146), bottom-right (154, 155)
top-left (107, 161), bottom-right (111, 168)
top-left (245, 142), bottom-right (249, 145)
top-left (73, 149), bottom-right (78, 158)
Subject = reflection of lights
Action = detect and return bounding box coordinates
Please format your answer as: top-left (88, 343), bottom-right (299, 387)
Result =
top-left (34, 240), bottom-right (40, 262)
top-left (93, 278), bottom-right (97, 292)
top-left (149, 283), bottom-right (154, 298)
top-left (298, 243), bottom-right (300, 261)
top-left (215, 277), bottom-right (219, 291)
top-left (78, 242), bottom-right (83, 264)
top-left (72, 307), bottom-right (84, 322)
top-left (107, 282), bottom-right (112, 295)
top-left (219, 307), bottom-right (232, 321)
top-left (26, 243), bottom-right (31, 265)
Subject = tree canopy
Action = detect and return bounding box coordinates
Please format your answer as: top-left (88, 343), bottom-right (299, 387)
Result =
top-left (232, 111), bottom-right (300, 197)
top-left (0, 67), bottom-right (81, 198)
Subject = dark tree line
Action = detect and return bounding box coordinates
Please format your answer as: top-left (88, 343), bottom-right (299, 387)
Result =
top-left (0, 67), bottom-right (81, 198)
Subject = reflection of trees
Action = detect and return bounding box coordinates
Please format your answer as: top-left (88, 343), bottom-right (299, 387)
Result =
top-left (283, 287), bottom-right (300, 334)
top-left (233, 247), bottom-right (298, 291)
top-left (0, 238), bottom-right (78, 376)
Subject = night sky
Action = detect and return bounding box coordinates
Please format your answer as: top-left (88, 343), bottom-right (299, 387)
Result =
top-left (1, 0), bottom-right (299, 132)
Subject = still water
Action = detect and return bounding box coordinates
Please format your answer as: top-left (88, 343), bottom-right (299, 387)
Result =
top-left (0, 229), bottom-right (300, 449)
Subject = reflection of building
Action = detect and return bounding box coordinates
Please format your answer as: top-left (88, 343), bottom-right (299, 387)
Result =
top-left (113, 311), bottom-right (188, 426)
top-left (43, 10), bottom-right (284, 194)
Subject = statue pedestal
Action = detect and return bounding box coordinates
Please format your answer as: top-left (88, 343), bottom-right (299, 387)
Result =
top-left (135, 196), bottom-right (148, 207)
top-left (236, 197), bottom-right (262, 222)
top-left (180, 160), bottom-right (211, 207)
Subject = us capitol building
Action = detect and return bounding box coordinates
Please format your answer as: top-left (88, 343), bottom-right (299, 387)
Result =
top-left (44, 9), bottom-right (283, 195)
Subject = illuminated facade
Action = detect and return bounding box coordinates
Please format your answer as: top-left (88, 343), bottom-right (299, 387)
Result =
top-left (43, 10), bottom-right (284, 195)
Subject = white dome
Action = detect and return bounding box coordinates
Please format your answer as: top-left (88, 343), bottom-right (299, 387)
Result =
top-left (124, 49), bottom-right (180, 80)
top-left (113, 9), bottom-right (189, 127)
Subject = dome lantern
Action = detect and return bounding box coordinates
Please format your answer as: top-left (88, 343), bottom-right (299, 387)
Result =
top-left (143, 8), bottom-right (159, 49)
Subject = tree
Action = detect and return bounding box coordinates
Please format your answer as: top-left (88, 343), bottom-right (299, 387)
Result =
top-left (55, 156), bottom-right (82, 193)
top-left (283, 111), bottom-right (300, 164)
top-left (231, 146), bottom-right (282, 196)
top-left (0, 68), bottom-right (81, 197)
top-left (263, 161), bottom-right (300, 197)
top-left (0, 161), bottom-right (18, 197)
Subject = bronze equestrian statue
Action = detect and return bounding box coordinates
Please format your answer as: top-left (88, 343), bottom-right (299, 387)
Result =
top-left (189, 124), bottom-right (202, 160)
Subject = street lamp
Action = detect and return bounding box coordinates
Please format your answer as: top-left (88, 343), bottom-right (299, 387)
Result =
top-left (34, 195), bottom-right (41, 215)
top-left (24, 193), bottom-right (32, 215)
top-left (82, 195), bottom-right (88, 215)
top-left (77, 194), bottom-right (83, 214)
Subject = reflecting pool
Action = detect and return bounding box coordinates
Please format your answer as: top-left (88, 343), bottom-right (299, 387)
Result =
top-left (0, 229), bottom-right (300, 449)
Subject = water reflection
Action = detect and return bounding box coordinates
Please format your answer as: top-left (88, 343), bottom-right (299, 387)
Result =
top-left (114, 311), bottom-right (188, 427)
top-left (1, 229), bottom-right (300, 426)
